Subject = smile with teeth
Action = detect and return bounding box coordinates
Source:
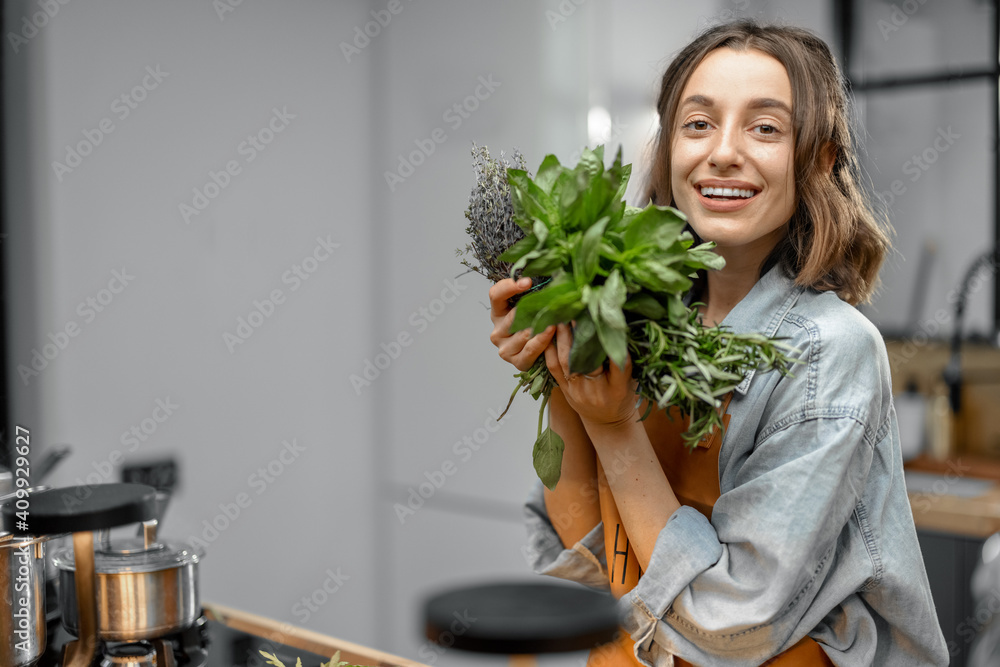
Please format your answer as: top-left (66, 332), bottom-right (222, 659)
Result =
top-left (700, 186), bottom-right (758, 199)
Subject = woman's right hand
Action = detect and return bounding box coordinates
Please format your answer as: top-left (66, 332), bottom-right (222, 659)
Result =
top-left (489, 277), bottom-right (556, 371)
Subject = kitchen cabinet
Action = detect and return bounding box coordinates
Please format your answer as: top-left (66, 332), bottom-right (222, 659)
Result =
top-left (916, 529), bottom-right (986, 667)
top-left (907, 456), bottom-right (1000, 666)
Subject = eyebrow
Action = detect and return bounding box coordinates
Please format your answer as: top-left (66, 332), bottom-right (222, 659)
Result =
top-left (680, 94), bottom-right (792, 116)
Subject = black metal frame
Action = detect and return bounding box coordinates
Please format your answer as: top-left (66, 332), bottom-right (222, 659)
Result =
top-left (0, 6), bottom-right (10, 472)
top-left (836, 0), bottom-right (1000, 335)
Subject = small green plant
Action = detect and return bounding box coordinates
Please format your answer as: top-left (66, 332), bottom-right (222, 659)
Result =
top-left (462, 145), bottom-right (799, 490)
top-left (259, 649), bottom-right (363, 667)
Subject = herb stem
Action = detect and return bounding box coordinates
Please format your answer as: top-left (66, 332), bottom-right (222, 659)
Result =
top-left (537, 392), bottom-right (551, 440)
top-left (498, 379), bottom-right (524, 421)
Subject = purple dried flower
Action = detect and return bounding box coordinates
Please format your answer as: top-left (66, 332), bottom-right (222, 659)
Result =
top-left (458, 144), bottom-right (529, 283)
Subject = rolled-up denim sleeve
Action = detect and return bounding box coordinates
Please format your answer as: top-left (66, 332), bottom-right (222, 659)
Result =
top-left (621, 506), bottom-right (723, 630)
top-left (621, 412), bottom-right (876, 665)
top-left (523, 479), bottom-right (610, 590)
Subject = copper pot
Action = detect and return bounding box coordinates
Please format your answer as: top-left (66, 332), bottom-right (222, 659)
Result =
top-left (53, 533), bottom-right (203, 641)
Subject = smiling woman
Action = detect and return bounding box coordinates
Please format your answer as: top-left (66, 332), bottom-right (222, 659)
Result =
top-left (489, 19), bottom-right (953, 667)
top-left (668, 47), bottom-right (796, 325)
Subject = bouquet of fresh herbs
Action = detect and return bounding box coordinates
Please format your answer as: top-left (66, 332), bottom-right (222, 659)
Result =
top-left (259, 649), bottom-right (363, 667)
top-left (460, 145), bottom-right (797, 490)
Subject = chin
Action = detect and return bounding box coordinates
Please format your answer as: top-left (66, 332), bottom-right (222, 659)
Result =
top-left (686, 223), bottom-right (744, 246)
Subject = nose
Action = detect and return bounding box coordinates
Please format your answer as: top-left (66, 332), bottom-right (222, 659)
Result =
top-left (708, 122), bottom-right (744, 170)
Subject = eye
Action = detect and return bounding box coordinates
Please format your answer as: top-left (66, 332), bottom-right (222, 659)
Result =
top-left (683, 120), bottom-right (710, 131)
top-left (753, 124), bottom-right (778, 135)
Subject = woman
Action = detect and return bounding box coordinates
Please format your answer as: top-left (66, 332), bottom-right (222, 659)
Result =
top-left (489, 20), bottom-right (949, 667)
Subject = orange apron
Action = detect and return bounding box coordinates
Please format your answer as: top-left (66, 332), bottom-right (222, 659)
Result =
top-left (586, 396), bottom-right (834, 667)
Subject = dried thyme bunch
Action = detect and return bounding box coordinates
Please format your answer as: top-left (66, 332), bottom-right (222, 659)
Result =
top-left (458, 144), bottom-right (529, 283)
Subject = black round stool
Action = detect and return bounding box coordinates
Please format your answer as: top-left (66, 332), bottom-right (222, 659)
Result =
top-left (423, 580), bottom-right (620, 666)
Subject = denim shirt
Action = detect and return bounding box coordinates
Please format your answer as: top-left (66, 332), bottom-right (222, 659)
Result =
top-left (523, 266), bottom-right (950, 666)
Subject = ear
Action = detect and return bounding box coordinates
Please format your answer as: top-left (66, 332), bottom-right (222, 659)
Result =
top-left (820, 142), bottom-right (837, 175)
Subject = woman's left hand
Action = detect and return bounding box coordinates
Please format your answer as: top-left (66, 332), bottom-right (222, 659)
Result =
top-left (544, 323), bottom-right (639, 429)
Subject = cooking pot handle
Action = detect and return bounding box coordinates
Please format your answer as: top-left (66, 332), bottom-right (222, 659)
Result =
top-left (142, 519), bottom-right (158, 548)
top-left (1, 483), bottom-right (158, 535)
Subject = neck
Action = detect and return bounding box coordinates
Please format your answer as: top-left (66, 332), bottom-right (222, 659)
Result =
top-left (696, 227), bottom-right (787, 326)
top-left (699, 249), bottom-right (770, 326)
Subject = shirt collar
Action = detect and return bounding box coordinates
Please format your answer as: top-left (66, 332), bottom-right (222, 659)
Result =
top-left (716, 265), bottom-right (805, 395)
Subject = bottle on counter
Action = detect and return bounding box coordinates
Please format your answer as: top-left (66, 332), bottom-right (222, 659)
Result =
top-left (926, 381), bottom-right (955, 461)
top-left (896, 381), bottom-right (927, 462)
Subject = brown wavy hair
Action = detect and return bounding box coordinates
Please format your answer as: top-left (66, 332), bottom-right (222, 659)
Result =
top-left (645, 20), bottom-right (889, 306)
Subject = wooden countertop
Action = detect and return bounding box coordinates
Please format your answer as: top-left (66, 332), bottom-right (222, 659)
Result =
top-left (905, 455), bottom-right (1000, 538)
top-left (204, 602), bottom-right (430, 667)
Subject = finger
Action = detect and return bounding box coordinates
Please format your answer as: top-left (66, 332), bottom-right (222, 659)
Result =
top-left (489, 309), bottom-right (520, 345)
top-left (489, 277), bottom-right (533, 319)
top-left (607, 352), bottom-right (634, 392)
top-left (555, 323), bottom-right (573, 379)
top-left (521, 325), bottom-right (556, 359)
top-left (501, 308), bottom-right (518, 335)
top-left (544, 341), bottom-right (563, 385)
top-left (495, 328), bottom-right (532, 362)
top-left (504, 328), bottom-right (555, 372)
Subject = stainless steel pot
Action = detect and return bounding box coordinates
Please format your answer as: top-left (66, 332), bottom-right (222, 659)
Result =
top-left (0, 486), bottom-right (63, 628)
top-left (0, 532), bottom-right (49, 667)
top-left (52, 533), bottom-right (204, 641)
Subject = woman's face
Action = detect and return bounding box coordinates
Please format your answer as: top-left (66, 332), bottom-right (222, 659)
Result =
top-left (670, 47), bottom-right (796, 269)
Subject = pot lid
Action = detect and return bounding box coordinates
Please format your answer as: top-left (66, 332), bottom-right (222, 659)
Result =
top-left (2, 483), bottom-right (158, 536)
top-left (52, 538), bottom-right (204, 574)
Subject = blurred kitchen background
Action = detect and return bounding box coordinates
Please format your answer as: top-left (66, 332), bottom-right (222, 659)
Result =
top-left (2, 0), bottom-right (998, 665)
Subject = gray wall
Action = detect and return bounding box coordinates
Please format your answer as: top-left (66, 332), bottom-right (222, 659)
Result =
top-left (5, 0), bottom-right (385, 650)
top-left (3, 0), bottom-right (990, 665)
